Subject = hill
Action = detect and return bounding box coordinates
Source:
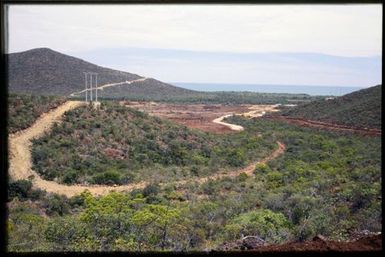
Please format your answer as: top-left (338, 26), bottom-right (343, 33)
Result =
top-left (31, 102), bottom-right (273, 185)
top-left (8, 48), bottom-right (320, 104)
top-left (8, 48), bottom-right (143, 95)
top-left (91, 77), bottom-right (197, 100)
top-left (9, 105), bottom-right (381, 251)
top-left (280, 85), bottom-right (382, 129)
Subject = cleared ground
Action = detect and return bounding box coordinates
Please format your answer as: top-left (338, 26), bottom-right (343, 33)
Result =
top-left (120, 101), bottom-right (280, 133)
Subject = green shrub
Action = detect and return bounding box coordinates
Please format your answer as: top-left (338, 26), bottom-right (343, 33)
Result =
top-left (8, 180), bottom-right (33, 200)
top-left (143, 184), bottom-right (160, 197)
top-left (43, 194), bottom-right (70, 216)
top-left (254, 163), bottom-right (271, 174)
top-left (224, 209), bottom-right (292, 243)
top-left (91, 170), bottom-right (122, 185)
top-left (62, 169), bottom-right (79, 185)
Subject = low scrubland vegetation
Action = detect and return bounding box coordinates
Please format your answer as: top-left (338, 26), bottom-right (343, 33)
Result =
top-left (8, 94), bottom-right (66, 133)
top-left (280, 85), bottom-right (381, 129)
top-left (31, 102), bottom-right (274, 185)
top-left (93, 85), bottom-right (320, 105)
top-left (8, 103), bottom-right (381, 251)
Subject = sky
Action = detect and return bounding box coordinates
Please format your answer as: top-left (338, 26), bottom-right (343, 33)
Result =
top-left (7, 4), bottom-right (382, 87)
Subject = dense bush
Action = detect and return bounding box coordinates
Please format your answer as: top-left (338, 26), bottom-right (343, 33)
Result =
top-left (8, 180), bottom-right (32, 200)
top-left (8, 179), bottom-right (46, 201)
top-left (225, 116), bottom-right (381, 241)
top-left (280, 85), bottom-right (382, 129)
top-left (95, 85), bottom-right (320, 105)
top-left (224, 209), bottom-right (292, 243)
top-left (42, 194), bottom-right (71, 216)
top-left (8, 94), bottom-right (66, 133)
top-left (8, 99), bottom-right (381, 251)
top-left (31, 102), bottom-right (275, 185)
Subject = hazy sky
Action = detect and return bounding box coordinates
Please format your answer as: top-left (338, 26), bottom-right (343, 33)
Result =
top-left (7, 4), bottom-right (382, 87)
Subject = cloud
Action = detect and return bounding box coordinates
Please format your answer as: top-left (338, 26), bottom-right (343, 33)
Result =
top-left (7, 4), bottom-right (382, 56)
top-left (6, 4), bottom-right (382, 86)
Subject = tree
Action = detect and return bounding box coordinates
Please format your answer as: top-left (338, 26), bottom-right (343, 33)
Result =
top-left (131, 204), bottom-right (182, 250)
top-left (224, 209), bottom-right (292, 244)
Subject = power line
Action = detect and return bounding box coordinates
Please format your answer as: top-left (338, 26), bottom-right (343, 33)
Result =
top-left (83, 72), bottom-right (98, 103)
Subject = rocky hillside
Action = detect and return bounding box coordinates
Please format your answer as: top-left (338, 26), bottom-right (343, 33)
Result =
top-left (280, 85), bottom-right (382, 129)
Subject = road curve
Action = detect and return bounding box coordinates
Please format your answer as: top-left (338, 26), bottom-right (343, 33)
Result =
top-left (9, 100), bottom-right (285, 197)
top-left (212, 105), bottom-right (280, 132)
top-left (212, 114), bottom-right (244, 131)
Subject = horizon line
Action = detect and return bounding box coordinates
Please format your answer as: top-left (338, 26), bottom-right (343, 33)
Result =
top-left (169, 82), bottom-right (368, 88)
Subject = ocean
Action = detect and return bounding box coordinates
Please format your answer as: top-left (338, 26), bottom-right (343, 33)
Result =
top-left (172, 82), bottom-right (364, 96)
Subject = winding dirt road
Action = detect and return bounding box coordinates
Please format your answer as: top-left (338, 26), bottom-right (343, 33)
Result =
top-left (264, 116), bottom-right (381, 137)
top-left (212, 114), bottom-right (244, 131)
top-left (212, 105), bottom-right (279, 131)
top-left (8, 100), bottom-right (285, 197)
top-left (70, 77), bottom-right (148, 97)
top-left (176, 141), bottom-right (285, 186)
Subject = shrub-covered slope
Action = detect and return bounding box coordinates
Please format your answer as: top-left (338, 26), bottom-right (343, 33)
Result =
top-left (8, 48), bottom-right (319, 104)
top-left (9, 115), bottom-right (381, 251)
top-left (99, 82), bottom-right (317, 104)
top-left (31, 102), bottom-right (273, 185)
top-left (96, 78), bottom-right (197, 100)
top-left (7, 48), bottom-right (142, 95)
top-left (281, 85), bottom-right (381, 129)
top-left (8, 94), bottom-right (67, 133)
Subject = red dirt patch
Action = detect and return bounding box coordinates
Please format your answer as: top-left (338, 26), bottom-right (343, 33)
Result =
top-left (255, 234), bottom-right (382, 252)
top-left (103, 147), bottom-right (125, 159)
top-left (120, 101), bottom-right (278, 134)
top-left (219, 234), bottom-right (382, 252)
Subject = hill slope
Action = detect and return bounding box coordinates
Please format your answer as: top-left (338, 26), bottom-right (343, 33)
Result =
top-left (8, 94), bottom-right (66, 133)
top-left (84, 77), bottom-right (196, 100)
top-left (8, 48), bottom-right (320, 104)
top-left (8, 48), bottom-right (150, 95)
top-left (30, 102), bottom-right (274, 185)
top-left (280, 85), bottom-right (382, 129)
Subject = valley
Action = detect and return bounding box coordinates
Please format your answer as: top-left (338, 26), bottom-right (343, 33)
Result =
top-left (8, 99), bottom-right (283, 197)
top-left (6, 48), bottom-right (382, 253)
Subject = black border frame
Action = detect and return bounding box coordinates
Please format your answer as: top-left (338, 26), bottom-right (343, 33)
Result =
top-left (1, 0), bottom-right (383, 256)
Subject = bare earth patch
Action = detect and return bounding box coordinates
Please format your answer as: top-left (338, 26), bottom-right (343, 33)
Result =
top-left (120, 101), bottom-right (280, 134)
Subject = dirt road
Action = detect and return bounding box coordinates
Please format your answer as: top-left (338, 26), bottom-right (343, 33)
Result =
top-left (265, 116), bottom-right (381, 137)
top-left (175, 141), bottom-right (285, 186)
top-left (8, 100), bottom-right (150, 197)
top-left (121, 101), bottom-right (279, 134)
top-left (8, 100), bottom-right (285, 197)
top-left (212, 105), bottom-right (280, 131)
top-left (212, 114), bottom-right (244, 131)
top-left (70, 77), bottom-right (148, 97)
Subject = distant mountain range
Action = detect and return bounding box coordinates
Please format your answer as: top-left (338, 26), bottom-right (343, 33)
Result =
top-left (7, 48), bottom-right (194, 97)
top-left (281, 85), bottom-right (382, 129)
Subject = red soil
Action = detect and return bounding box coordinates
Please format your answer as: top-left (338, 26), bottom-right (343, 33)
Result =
top-left (219, 234), bottom-right (382, 252)
top-left (255, 234), bottom-right (382, 252)
top-left (120, 101), bottom-right (278, 134)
